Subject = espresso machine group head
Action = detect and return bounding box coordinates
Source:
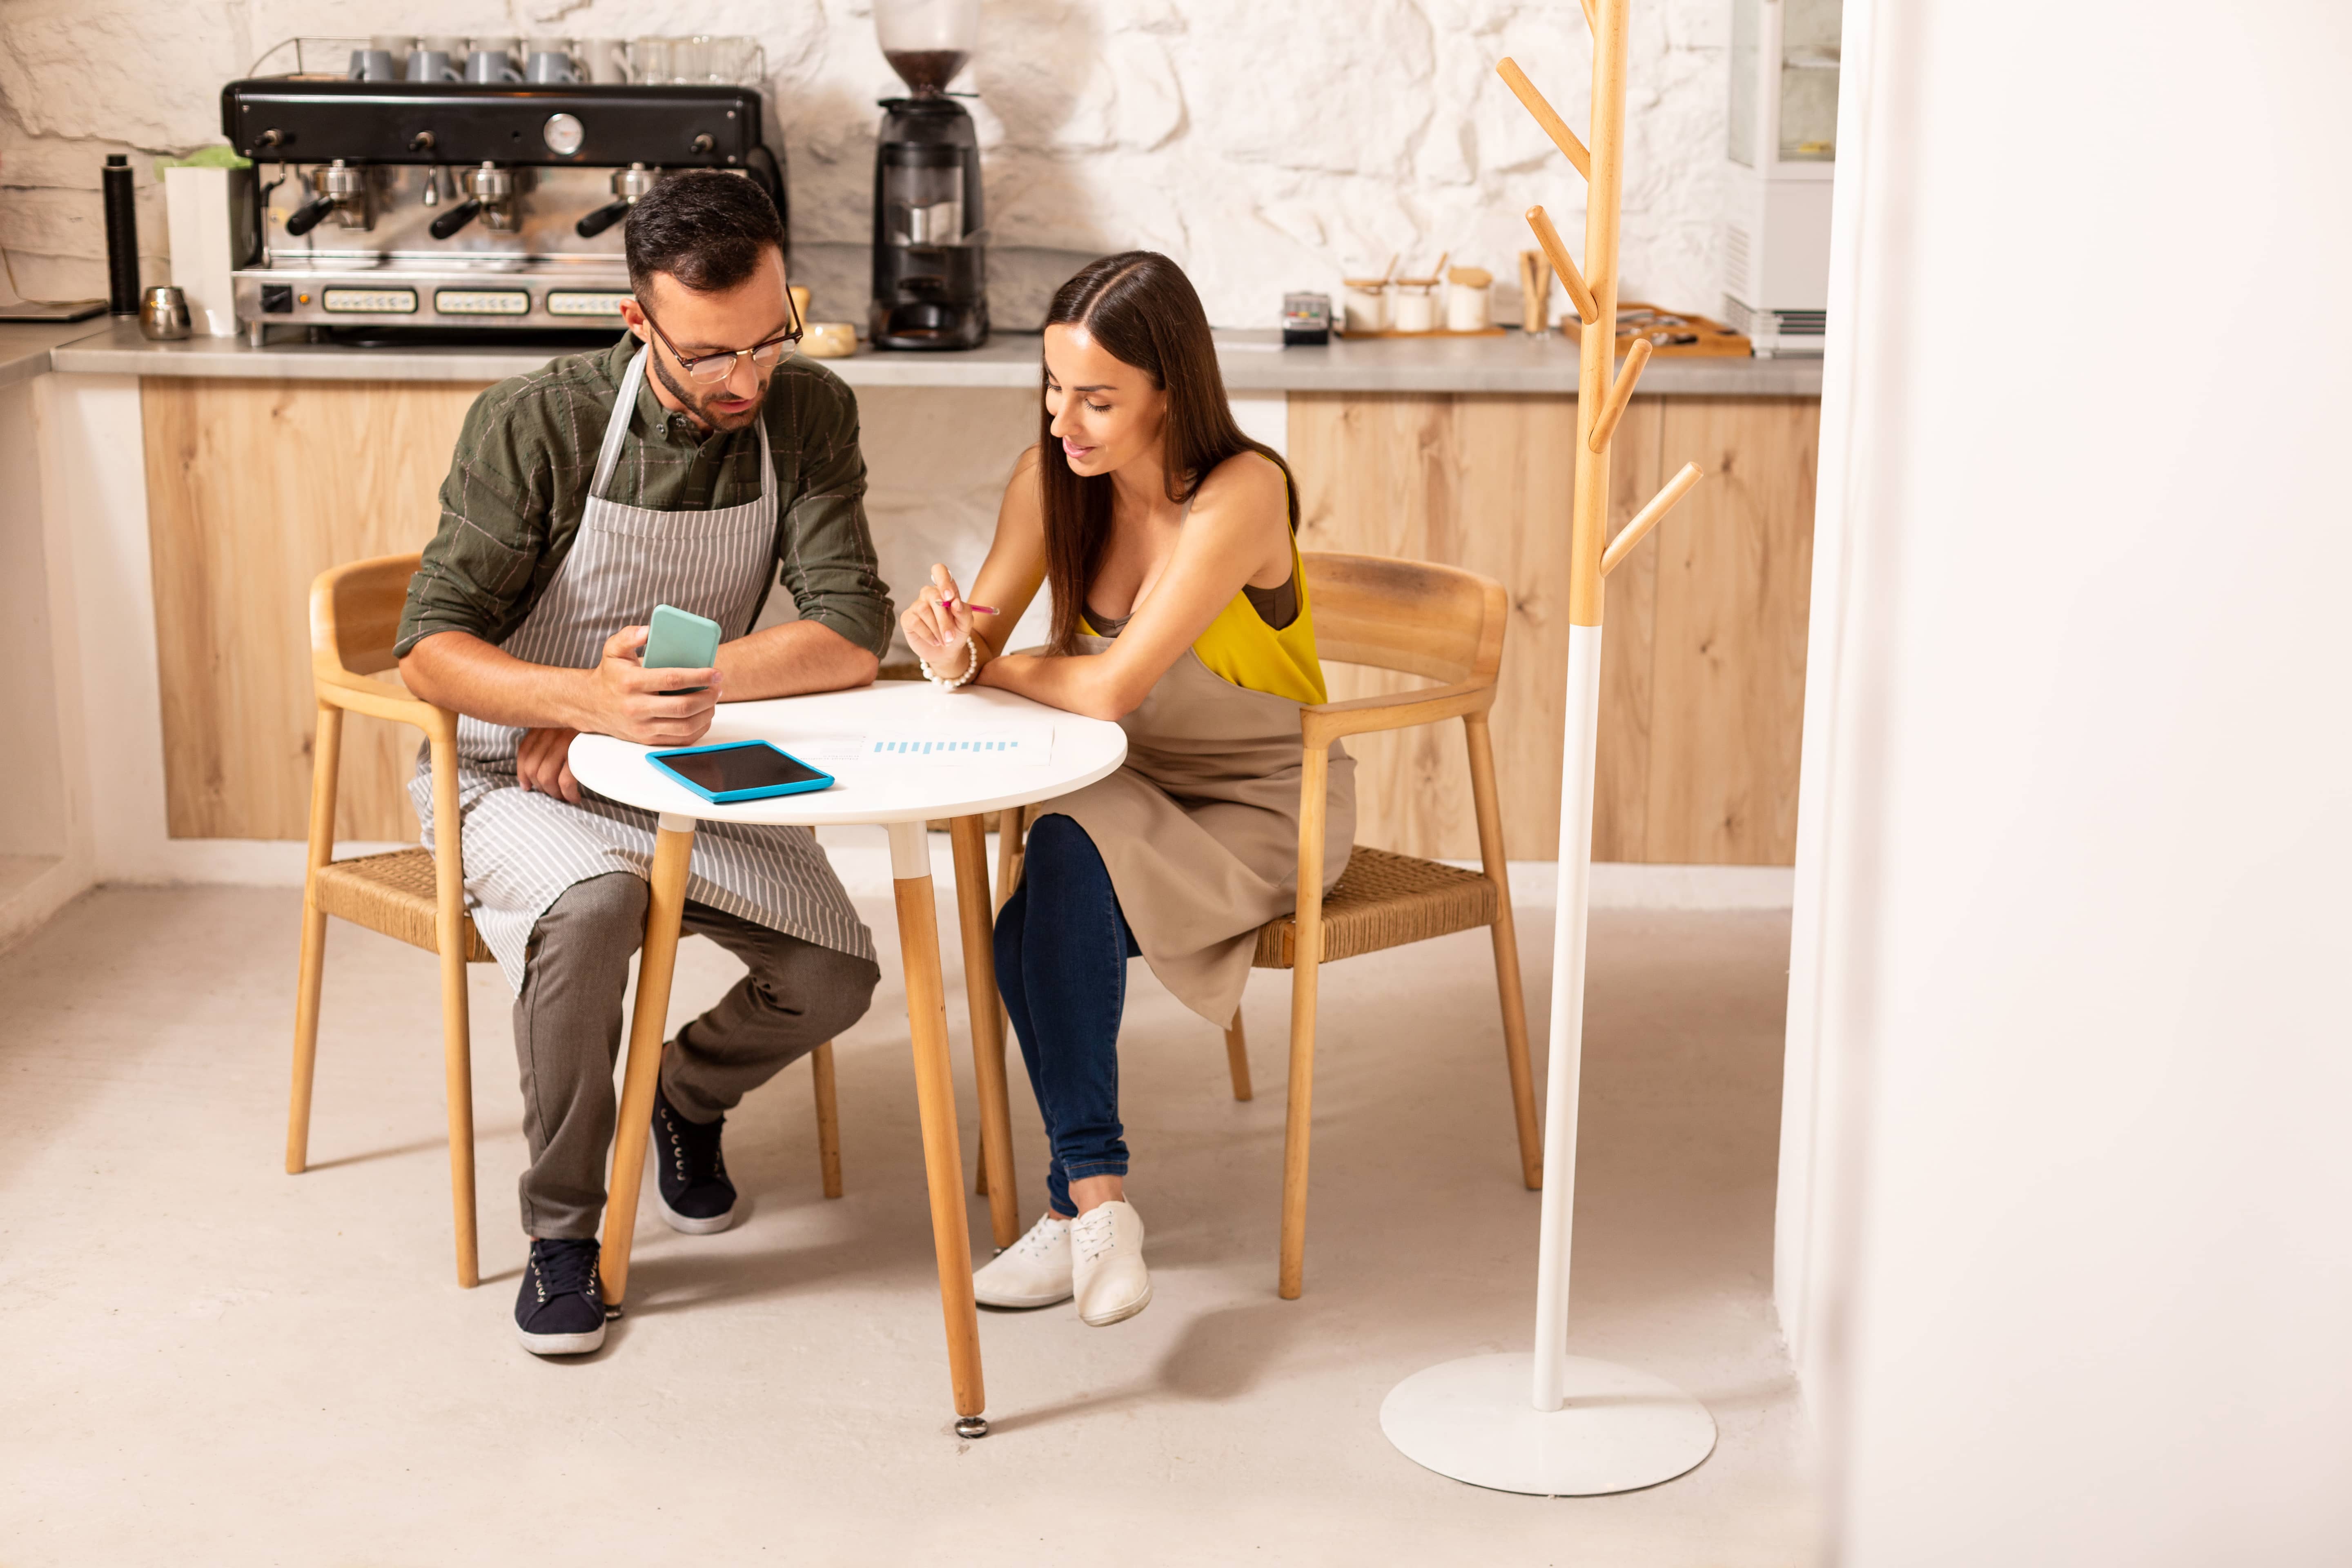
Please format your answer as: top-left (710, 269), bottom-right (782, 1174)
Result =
top-left (221, 78), bottom-right (786, 345)
top-left (869, 0), bottom-right (988, 350)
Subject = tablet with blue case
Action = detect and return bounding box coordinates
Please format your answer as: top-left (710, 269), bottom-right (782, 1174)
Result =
top-left (646, 740), bottom-right (835, 804)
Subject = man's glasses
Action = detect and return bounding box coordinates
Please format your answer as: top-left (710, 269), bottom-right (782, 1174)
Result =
top-left (639, 289), bottom-right (804, 384)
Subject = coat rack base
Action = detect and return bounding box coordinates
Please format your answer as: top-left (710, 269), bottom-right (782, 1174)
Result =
top-left (1381, 1351), bottom-right (1715, 1496)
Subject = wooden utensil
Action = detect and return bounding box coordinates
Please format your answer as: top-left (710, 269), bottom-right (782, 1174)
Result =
top-left (1518, 249), bottom-right (1554, 334)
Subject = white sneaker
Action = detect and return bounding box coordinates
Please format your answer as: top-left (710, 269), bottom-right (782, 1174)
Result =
top-left (972, 1211), bottom-right (1074, 1309)
top-left (1071, 1200), bottom-right (1151, 1327)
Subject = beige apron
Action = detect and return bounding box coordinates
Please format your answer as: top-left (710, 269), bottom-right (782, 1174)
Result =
top-left (1041, 637), bottom-right (1354, 1027)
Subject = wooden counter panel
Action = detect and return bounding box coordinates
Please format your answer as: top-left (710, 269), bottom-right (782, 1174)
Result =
top-left (1644, 396), bottom-right (1818, 864)
top-left (144, 377), bottom-right (488, 840)
top-left (142, 377), bottom-right (1812, 862)
top-left (1288, 391), bottom-right (1816, 864)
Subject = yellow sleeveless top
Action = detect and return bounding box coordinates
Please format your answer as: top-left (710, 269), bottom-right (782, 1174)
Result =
top-left (1078, 474), bottom-right (1330, 706)
top-left (1190, 535), bottom-right (1327, 704)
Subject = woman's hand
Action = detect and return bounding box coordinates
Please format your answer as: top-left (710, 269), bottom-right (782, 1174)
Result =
top-left (517, 726), bottom-right (581, 802)
top-left (899, 564), bottom-right (983, 678)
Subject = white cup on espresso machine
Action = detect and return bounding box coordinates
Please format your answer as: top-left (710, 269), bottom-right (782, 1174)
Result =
top-left (577, 38), bottom-right (630, 82)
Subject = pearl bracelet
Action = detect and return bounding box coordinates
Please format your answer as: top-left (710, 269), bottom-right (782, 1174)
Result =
top-left (919, 644), bottom-right (981, 690)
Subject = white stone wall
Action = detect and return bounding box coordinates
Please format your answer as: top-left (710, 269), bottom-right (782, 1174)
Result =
top-left (0, 0), bottom-right (1734, 323)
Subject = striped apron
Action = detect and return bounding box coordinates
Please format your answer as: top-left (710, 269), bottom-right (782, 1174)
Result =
top-left (412, 346), bottom-right (873, 994)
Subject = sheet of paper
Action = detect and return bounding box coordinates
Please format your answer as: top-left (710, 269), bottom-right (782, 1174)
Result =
top-left (860, 721), bottom-right (1055, 766)
top-left (769, 734), bottom-right (866, 768)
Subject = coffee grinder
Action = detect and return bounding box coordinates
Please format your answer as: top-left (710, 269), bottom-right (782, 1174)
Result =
top-left (869, 0), bottom-right (987, 350)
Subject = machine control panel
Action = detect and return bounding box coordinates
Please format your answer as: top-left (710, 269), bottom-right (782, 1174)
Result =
top-left (322, 287), bottom-right (418, 314)
top-left (545, 291), bottom-right (630, 317)
top-left (435, 289), bottom-right (532, 316)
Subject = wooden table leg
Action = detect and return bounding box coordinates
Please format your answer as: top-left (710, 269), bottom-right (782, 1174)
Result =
top-left (950, 815), bottom-right (1020, 1250)
top-left (890, 820), bottom-right (989, 1437)
top-left (598, 813), bottom-right (696, 1306)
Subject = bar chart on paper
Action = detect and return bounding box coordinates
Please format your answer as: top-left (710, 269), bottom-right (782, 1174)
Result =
top-left (862, 721), bottom-right (1055, 766)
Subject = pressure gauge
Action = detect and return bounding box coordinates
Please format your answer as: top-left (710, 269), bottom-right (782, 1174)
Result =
top-left (543, 113), bottom-right (585, 157)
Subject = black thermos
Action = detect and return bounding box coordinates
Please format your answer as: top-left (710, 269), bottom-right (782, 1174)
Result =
top-left (102, 153), bottom-right (140, 314)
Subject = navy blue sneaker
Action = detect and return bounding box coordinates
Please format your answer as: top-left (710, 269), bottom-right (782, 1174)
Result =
top-left (515, 1237), bottom-right (606, 1356)
top-left (654, 1082), bottom-right (738, 1235)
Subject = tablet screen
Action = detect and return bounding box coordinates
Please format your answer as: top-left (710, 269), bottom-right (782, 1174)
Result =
top-left (660, 742), bottom-right (826, 793)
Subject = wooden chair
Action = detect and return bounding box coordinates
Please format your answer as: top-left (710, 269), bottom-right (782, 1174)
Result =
top-left (286, 551), bottom-right (844, 1289)
top-left (994, 552), bottom-right (1539, 1300)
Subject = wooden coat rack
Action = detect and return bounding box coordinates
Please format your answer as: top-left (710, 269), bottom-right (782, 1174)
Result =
top-left (1379, 0), bottom-right (1719, 1496)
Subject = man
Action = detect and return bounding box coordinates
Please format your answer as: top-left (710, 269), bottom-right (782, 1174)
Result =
top-left (396, 172), bottom-right (892, 1357)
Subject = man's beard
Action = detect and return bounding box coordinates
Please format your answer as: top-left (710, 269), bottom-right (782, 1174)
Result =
top-left (649, 351), bottom-right (767, 434)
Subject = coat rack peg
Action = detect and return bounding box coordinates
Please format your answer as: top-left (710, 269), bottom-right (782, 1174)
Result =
top-left (1524, 206), bottom-right (1599, 325)
top-left (1587, 337), bottom-right (1653, 453)
top-left (1497, 58), bottom-right (1592, 180)
top-left (1601, 462), bottom-right (1704, 575)
top-left (1580, 0), bottom-right (1598, 31)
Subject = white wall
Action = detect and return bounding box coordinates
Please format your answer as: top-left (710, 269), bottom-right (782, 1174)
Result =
top-left (1780, 2), bottom-right (2352, 1563)
top-left (0, 0), bottom-right (1738, 327)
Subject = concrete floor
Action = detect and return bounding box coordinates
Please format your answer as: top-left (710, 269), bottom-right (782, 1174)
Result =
top-left (0, 882), bottom-right (1814, 1565)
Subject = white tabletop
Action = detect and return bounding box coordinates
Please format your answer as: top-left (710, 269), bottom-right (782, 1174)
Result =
top-left (567, 681), bottom-right (1126, 827)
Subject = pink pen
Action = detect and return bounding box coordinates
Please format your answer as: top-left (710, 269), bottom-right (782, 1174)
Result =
top-left (939, 586), bottom-right (999, 615)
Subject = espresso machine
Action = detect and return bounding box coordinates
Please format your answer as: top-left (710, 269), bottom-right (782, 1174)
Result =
top-left (221, 76), bottom-right (785, 346)
top-left (869, 0), bottom-right (988, 350)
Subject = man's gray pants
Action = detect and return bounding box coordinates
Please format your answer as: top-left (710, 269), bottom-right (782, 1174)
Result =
top-left (514, 871), bottom-right (880, 1238)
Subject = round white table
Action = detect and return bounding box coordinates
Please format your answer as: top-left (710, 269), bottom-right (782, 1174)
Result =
top-left (570, 682), bottom-right (1126, 1437)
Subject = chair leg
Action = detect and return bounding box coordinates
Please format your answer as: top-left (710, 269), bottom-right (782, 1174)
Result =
top-left (1467, 712), bottom-right (1542, 1189)
top-left (995, 806), bottom-right (1026, 913)
top-left (811, 1040), bottom-right (843, 1199)
top-left (1224, 1008), bottom-right (1253, 1101)
top-left (993, 806), bottom-right (1024, 1055)
top-left (1278, 745), bottom-right (1332, 1301)
top-left (430, 735), bottom-right (480, 1290)
top-left (287, 702), bottom-right (342, 1176)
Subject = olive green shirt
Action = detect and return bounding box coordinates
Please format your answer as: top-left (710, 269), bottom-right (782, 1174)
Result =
top-left (394, 336), bottom-right (893, 659)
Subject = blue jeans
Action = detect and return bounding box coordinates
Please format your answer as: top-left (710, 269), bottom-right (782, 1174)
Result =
top-left (995, 814), bottom-right (1140, 1217)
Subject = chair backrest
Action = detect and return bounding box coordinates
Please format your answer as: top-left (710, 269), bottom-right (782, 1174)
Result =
top-left (1302, 552), bottom-right (1507, 687)
top-left (312, 552), bottom-right (423, 682)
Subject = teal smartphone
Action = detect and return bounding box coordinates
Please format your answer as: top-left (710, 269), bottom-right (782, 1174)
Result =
top-left (643, 604), bottom-right (722, 693)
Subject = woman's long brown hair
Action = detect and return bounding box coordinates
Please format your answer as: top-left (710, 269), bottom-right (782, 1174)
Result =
top-left (1035, 251), bottom-right (1300, 655)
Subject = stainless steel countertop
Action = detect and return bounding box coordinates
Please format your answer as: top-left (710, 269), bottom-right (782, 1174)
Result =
top-left (40, 317), bottom-right (1824, 396)
top-left (0, 317), bottom-right (116, 390)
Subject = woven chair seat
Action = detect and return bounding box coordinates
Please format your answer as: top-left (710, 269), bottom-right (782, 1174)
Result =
top-left (1251, 846), bottom-right (1499, 970)
top-left (313, 848), bottom-right (494, 962)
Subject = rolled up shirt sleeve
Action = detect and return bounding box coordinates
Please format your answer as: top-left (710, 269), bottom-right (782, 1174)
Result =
top-left (775, 369), bottom-right (895, 658)
top-left (395, 383), bottom-right (553, 657)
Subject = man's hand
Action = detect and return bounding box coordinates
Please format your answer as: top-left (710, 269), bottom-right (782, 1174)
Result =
top-left (585, 625), bottom-right (724, 746)
top-left (516, 726), bottom-right (582, 803)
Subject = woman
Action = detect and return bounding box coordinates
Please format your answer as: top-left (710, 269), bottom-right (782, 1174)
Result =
top-left (899, 252), bottom-right (1354, 1327)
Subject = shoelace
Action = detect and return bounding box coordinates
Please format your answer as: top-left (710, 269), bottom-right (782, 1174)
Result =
top-left (1072, 1209), bottom-right (1116, 1267)
top-left (1011, 1214), bottom-right (1071, 1259)
top-left (659, 1098), bottom-right (727, 1186)
top-left (531, 1238), bottom-right (602, 1304)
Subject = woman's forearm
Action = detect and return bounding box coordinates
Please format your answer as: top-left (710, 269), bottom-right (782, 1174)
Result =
top-left (979, 650), bottom-right (1138, 721)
